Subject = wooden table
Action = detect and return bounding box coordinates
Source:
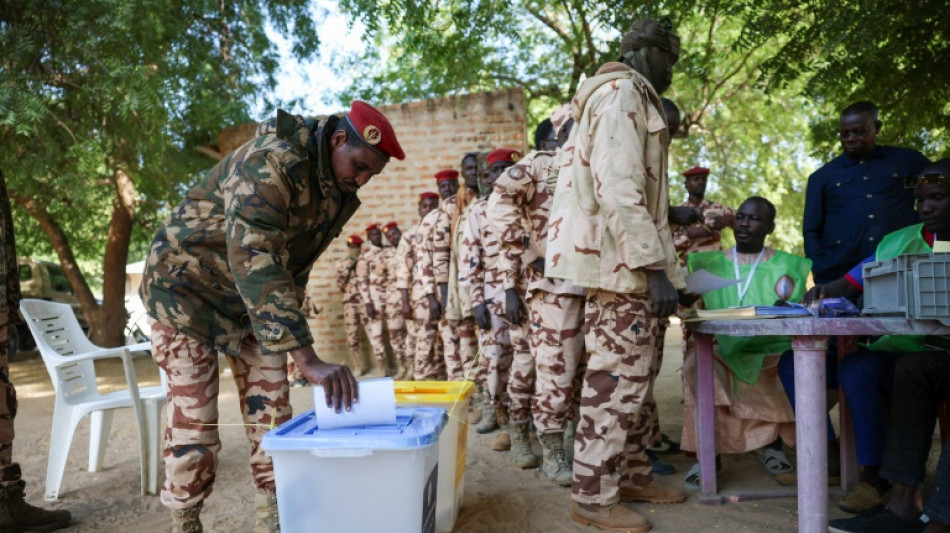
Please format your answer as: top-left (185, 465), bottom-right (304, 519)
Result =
top-left (684, 317), bottom-right (950, 533)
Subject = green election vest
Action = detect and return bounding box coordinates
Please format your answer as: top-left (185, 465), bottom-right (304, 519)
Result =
top-left (861, 223), bottom-right (932, 352)
top-left (688, 249), bottom-right (812, 385)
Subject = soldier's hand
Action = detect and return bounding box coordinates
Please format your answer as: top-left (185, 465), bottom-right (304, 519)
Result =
top-left (669, 206), bottom-right (701, 226)
top-left (645, 269), bottom-right (678, 318)
top-left (678, 290), bottom-right (701, 307)
top-left (366, 303), bottom-right (377, 319)
top-left (290, 346), bottom-right (357, 413)
top-left (528, 257), bottom-right (545, 275)
top-left (504, 288), bottom-right (526, 324)
top-left (427, 293), bottom-right (443, 321)
top-left (474, 303), bottom-right (492, 330)
top-left (707, 212), bottom-right (735, 231)
top-left (686, 224), bottom-right (714, 240)
top-left (400, 289), bottom-right (413, 319)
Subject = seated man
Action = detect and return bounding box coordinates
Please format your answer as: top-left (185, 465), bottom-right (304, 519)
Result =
top-left (681, 196), bottom-right (810, 488)
top-left (829, 350), bottom-right (950, 533)
top-left (778, 158), bottom-right (950, 513)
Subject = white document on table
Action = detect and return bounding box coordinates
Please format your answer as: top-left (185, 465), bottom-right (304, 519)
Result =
top-left (684, 268), bottom-right (741, 294)
top-left (313, 377), bottom-right (396, 430)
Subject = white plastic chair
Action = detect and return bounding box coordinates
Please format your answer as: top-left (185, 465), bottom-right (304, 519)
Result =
top-left (19, 299), bottom-right (166, 501)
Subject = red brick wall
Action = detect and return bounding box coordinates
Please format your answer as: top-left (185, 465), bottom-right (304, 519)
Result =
top-left (306, 88), bottom-right (528, 364)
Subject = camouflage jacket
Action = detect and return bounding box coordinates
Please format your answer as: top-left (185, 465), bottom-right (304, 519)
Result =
top-left (395, 223), bottom-right (418, 292)
top-left (444, 191), bottom-right (477, 321)
top-left (671, 198), bottom-right (735, 269)
top-left (429, 195), bottom-right (459, 290)
top-left (546, 63), bottom-right (684, 294)
top-left (488, 150), bottom-right (586, 297)
top-left (0, 170), bottom-right (20, 318)
top-left (459, 198), bottom-right (511, 316)
top-left (140, 111), bottom-right (360, 356)
top-left (355, 242), bottom-right (388, 308)
top-left (409, 211), bottom-right (440, 309)
top-left (382, 246), bottom-right (403, 308)
top-left (335, 255), bottom-right (362, 305)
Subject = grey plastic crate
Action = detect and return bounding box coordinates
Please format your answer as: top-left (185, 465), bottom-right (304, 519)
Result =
top-left (913, 256), bottom-right (950, 325)
top-left (862, 254), bottom-right (932, 316)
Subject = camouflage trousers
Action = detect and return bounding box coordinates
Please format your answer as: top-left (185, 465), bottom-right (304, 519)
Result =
top-left (527, 291), bottom-right (586, 433)
top-left (412, 301), bottom-right (446, 380)
top-left (442, 318), bottom-right (479, 382)
top-left (481, 313), bottom-right (514, 408)
top-left (647, 319), bottom-right (670, 445)
top-left (572, 290), bottom-right (658, 507)
top-left (342, 300), bottom-right (364, 370)
top-left (0, 317), bottom-right (20, 486)
top-left (404, 319), bottom-right (418, 375)
top-left (360, 303), bottom-right (387, 369)
top-left (506, 317), bottom-right (534, 421)
top-left (151, 322), bottom-right (293, 510)
top-left (385, 299), bottom-right (409, 369)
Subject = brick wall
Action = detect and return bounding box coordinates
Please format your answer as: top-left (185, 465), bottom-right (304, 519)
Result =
top-left (302, 88), bottom-right (528, 364)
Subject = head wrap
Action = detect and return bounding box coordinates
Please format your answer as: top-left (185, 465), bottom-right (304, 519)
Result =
top-left (619, 18), bottom-right (680, 64)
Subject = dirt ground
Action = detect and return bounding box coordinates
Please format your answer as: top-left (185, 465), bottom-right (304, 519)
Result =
top-left (8, 322), bottom-right (940, 532)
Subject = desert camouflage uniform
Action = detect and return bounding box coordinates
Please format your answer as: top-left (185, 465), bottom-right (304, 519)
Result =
top-left (545, 64), bottom-right (684, 506)
top-left (459, 198), bottom-right (528, 410)
top-left (140, 110), bottom-right (360, 508)
top-left (383, 247), bottom-right (409, 372)
top-left (488, 150), bottom-right (587, 429)
top-left (671, 198), bottom-right (734, 270)
top-left (410, 208), bottom-right (445, 380)
top-left (0, 170), bottom-right (22, 486)
top-left (335, 254), bottom-right (364, 370)
top-left (355, 242), bottom-right (389, 370)
top-left (395, 224), bottom-right (419, 372)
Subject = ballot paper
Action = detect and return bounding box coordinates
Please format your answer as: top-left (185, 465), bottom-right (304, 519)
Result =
top-left (934, 240), bottom-right (950, 253)
top-left (684, 268), bottom-right (741, 294)
top-left (313, 377), bottom-right (396, 430)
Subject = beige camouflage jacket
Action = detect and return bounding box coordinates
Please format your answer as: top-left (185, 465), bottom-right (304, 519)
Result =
top-left (335, 255), bottom-right (362, 305)
top-left (395, 223), bottom-right (417, 292)
top-left (444, 191), bottom-right (477, 322)
top-left (488, 150), bottom-right (586, 298)
top-left (355, 242), bottom-right (388, 309)
top-left (671, 198), bottom-right (735, 269)
top-left (546, 63), bottom-right (684, 294)
top-left (141, 111), bottom-right (360, 356)
top-left (382, 246), bottom-right (403, 309)
top-left (459, 198), bottom-right (511, 316)
top-left (409, 210), bottom-right (440, 314)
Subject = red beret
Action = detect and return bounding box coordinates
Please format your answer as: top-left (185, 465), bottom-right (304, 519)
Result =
top-left (383, 221), bottom-right (399, 232)
top-left (486, 148), bottom-right (521, 166)
top-left (683, 166), bottom-right (710, 178)
top-left (434, 169), bottom-right (460, 183)
top-left (419, 191), bottom-right (440, 202)
top-left (365, 223), bottom-right (380, 233)
top-left (348, 100), bottom-right (405, 161)
top-left (346, 234), bottom-right (364, 246)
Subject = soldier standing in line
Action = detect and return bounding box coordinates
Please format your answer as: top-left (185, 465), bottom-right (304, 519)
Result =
top-left (382, 221), bottom-right (409, 380)
top-left (397, 192), bottom-right (440, 381)
top-left (546, 20), bottom-right (689, 531)
top-left (336, 234), bottom-right (367, 376)
top-left (460, 148), bottom-right (523, 453)
top-left (0, 169), bottom-right (72, 531)
top-left (671, 166), bottom-right (735, 269)
top-left (355, 222), bottom-right (391, 377)
top-left (140, 102), bottom-right (404, 532)
top-left (488, 107), bottom-right (584, 481)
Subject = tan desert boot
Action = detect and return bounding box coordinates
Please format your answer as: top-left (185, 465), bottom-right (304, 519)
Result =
top-left (570, 501), bottom-right (651, 532)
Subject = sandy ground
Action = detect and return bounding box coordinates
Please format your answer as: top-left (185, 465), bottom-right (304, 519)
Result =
top-left (8, 323), bottom-right (941, 532)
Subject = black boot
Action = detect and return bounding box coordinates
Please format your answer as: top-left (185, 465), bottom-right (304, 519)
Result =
top-left (0, 480), bottom-right (71, 532)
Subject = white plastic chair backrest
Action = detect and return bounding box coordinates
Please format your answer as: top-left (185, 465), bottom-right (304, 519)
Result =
top-left (20, 299), bottom-right (102, 403)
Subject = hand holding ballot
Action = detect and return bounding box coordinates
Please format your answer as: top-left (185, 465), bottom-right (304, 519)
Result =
top-left (290, 345), bottom-right (358, 412)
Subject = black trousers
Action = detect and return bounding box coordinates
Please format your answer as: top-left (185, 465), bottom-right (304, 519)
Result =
top-left (879, 350), bottom-right (950, 524)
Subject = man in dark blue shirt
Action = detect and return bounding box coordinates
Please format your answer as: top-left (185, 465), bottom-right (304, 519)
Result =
top-left (802, 101), bottom-right (929, 283)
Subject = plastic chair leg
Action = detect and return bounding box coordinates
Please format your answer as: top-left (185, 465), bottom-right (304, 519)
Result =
top-left (144, 399), bottom-right (164, 495)
top-left (45, 405), bottom-right (80, 501)
top-left (88, 409), bottom-right (115, 472)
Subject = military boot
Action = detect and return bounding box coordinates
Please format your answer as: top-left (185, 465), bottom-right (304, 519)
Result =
top-left (509, 419), bottom-right (540, 468)
top-left (253, 490), bottom-right (279, 533)
top-left (170, 502), bottom-right (202, 533)
top-left (474, 392), bottom-right (498, 434)
top-left (563, 419), bottom-right (577, 464)
top-left (467, 385), bottom-right (485, 424)
top-left (392, 364), bottom-right (407, 381)
top-left (491, 405), bottom-right (511, 451)
top-left (0, 480), bottom-right (71, 532)
top-left (540, 432), bottom-right (573, 486)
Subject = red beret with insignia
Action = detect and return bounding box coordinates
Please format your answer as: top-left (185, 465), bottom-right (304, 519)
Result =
top-left (383, 221), bottom-right (399, 232)
top-left (683, 166), bottom-right (710, 178)
top-left (346, 234), bottom-right (364, 245)
top-left (348, 100), bottom-right (405, 161)
top-left (434, 169), bottom-right (460, 183)
top-left (365, 223), bottom-right (380, 233)
top-left (419, 191), bottom-right (440, 202)
top-left (486, 148), bottom-right (521, 166)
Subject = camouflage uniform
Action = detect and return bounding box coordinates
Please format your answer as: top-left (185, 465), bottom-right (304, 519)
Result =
top-left (355, 242), bottom-right (389, 371)
top-left (409, 209), bottom-right (445, 380)
top-left (459, 198), bottom-right (528, 410)
top-left (287, 291), bottom-right (319, 383)
top-left (395, 224), bottom-right (419, 372)
top-left (382, 247), bottom-right (409, 372)
top-left (0, 170), bottom-right (22, 486)
top-left (671, 198), bottom-right (734, 270)
top-left (546, 64), bottom-right (684, 506)
top-left (488, 150), bottom-right (587, 431)
top-left (335, 254), bottom-right (365, 371)
top-left (140, 110), bottom-right (360, 508)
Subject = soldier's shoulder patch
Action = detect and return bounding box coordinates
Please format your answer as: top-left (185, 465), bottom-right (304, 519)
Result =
top-left (255, 323), bottom-right (285, 341)
top-left (508, 166), bottom-right (527, 181)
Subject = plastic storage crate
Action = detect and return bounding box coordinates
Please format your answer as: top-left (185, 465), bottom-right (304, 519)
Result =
top-left (862, 253), bottom-right (950, 325)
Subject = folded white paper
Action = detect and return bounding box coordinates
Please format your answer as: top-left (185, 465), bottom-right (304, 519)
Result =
top-left (313, 377), bottom-right (397, 430)
top-left (684, 268), bottom-right (741, 294)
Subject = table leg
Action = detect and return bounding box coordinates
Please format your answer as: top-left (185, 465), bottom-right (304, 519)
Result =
top-left (836, 335), bottom-right (859, 492)
top-left (695, 332), bottom-right (721, 504)
top-left (793, 335), bottom-right (829, 533)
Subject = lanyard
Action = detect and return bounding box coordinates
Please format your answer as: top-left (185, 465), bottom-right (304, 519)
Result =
top-left (732, 248), bottom-right (765, 305)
